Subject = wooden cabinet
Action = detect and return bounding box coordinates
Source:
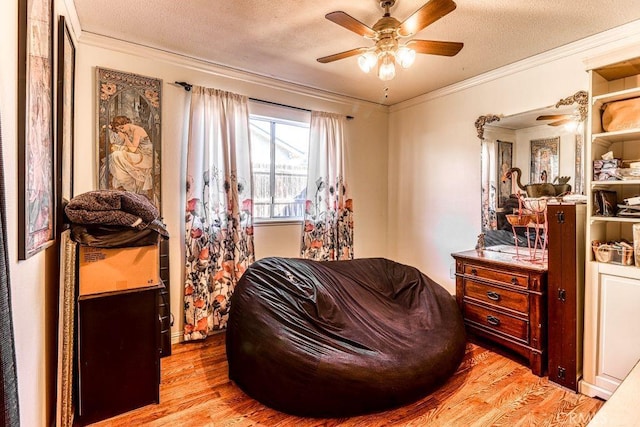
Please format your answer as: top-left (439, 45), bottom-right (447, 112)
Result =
top-left (547, 202), bottom-right (586, 392)
top-left (582, 54), bottom-right (640, 399)
top-left (76, 285), bottom-right (162, 425)
top-left (453, 249), bottom-right (547, 376)
top-left (158, 238), bottom-right (172, 357)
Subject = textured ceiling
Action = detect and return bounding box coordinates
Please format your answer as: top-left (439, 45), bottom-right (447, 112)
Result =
top-left (72, 0), bottom-right (640, 105)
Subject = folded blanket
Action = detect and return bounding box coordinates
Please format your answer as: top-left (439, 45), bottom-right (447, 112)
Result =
top-left (65, 190), bottom-right (159, 229)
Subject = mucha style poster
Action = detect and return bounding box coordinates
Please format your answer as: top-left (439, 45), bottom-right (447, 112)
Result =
top-left (96, 67), bottom-right (162, 210)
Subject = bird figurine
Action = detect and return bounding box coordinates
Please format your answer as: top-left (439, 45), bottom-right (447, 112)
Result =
top-left (501, 167), bottom-right (557, 197)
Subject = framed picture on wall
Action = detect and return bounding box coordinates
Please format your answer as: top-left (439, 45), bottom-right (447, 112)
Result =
top-left (496, 140), bottom-right (513, 208)
top-left (56, 15), bottom-right (75, 236)
top-left (96, 67), bottom-right (162, 210)
top-left (530, 137), bottom-right (560, 184)
top-left (55, 17), bottom-right (76, 427)
top-left (17, 0), bottom-right (55, 259)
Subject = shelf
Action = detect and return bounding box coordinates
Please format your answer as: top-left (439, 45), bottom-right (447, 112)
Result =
top-left (589, 260), bottom-right (640, 280)
top-left (592, 128), bottom-right (640, 145)
top-left (584, 54), bottom-right (640, 401)
top-left (593, 87), bottom-right (640, 110)
top-left (592, 179), bottom-right (640, 188)
top-left (590, 215), bottom-right (640, 224)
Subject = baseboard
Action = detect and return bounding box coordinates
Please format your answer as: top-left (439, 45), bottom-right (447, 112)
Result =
top-left (171, 330), bottom-right (182, 345)
top-left (579, 380), bottom-right (612, 400)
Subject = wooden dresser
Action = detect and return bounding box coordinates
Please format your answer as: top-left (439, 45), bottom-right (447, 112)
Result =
top-left (76, 285), bottom-right (161, 425)
top-left (452, 249), bottom-right (548, 376)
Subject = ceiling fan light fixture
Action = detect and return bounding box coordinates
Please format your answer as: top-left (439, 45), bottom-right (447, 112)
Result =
top-left (563, 120), bottom-right (580, 133)
top-left (358, 51), bottom-right (378, 73)
top-left (318, 0), bottom-right (462, 83)
top-left (396, 45), bottom-right (416, 69)
top-left (378, 53), bottom-right (396, 81)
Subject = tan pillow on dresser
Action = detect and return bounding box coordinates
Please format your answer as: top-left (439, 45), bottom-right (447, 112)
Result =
top-left (602, 97), bottom-right (640, 131)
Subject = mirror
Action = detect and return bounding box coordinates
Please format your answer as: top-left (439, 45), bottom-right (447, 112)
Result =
top-left (476, 90), bottom-right (588, 239)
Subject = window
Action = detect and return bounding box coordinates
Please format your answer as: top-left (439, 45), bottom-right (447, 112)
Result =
top-left (249, 102), bottom-right (310, 221)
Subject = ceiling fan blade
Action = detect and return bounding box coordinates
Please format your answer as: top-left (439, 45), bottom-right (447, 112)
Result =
top-left (325, 11), bottom-right (377, 38)
top-left (537, 114), bottom-right (571, 121)
top-left (317, 48), bottom-right (367, 64)
top-left (549, 119), bottom-right (573, 126)
top-left (407, 40), bottom-right (463, 56)
top-left (397, 0), bottom-right (457, 37)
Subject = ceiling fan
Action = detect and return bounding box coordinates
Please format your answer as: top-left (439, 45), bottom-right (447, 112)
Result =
top-left (536, 91), bottom-right (589, 126)
top-left (317, 0), bottom-right (463, 81)
top-left (536, 114), bottom-right (576, 127)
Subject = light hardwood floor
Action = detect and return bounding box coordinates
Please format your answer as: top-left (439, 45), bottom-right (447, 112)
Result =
top-left (89, 334), bottom-right (604, 426)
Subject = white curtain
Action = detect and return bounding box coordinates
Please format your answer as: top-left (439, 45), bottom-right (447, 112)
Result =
top-left (301, 111), bottom-right (354, 260)
top-left (481, 138), bottom-right (497, 230)
top-left (184, 86), bottom-right (254, 340)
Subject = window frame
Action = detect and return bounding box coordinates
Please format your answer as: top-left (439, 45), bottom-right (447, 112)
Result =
top-left (248, 101), bottom-right (310, 225)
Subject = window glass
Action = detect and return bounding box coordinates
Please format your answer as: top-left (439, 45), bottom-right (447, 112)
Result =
top-left (249, 114), bottom-right (309, 221)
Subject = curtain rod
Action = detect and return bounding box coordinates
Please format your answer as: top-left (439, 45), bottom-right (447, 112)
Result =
top-left (174, 81), bottom-right (354, 120)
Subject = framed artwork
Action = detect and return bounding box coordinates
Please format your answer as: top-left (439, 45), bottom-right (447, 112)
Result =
top-left (55, 16), bottom-right (76, 427)
top-left (97, 67), bottom-right (162, 210)
top-left (496, 140), bottom-right (513, 208)
top-left (17, 0), bottom-right (55, 259)
top-left (56, 15), bottom-right (75, 236)
top-left (530, 137), bottom-right (560, 184)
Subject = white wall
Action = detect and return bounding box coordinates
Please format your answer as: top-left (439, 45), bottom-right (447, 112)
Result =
top-left (73, 35), bottom-right (389, 345)
top-left (387, 21), bottom-right (640, 294)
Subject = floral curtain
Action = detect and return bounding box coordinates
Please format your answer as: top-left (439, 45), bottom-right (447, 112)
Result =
top-left (301, 111), bottom-right (354, 260)
top-left (184, 86), bottom-right (254, 341)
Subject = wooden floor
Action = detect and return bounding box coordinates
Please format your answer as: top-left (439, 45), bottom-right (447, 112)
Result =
top-left (89, 334), bottom-right (604, 427)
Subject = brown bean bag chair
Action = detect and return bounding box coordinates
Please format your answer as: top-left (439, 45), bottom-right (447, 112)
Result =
top-left (226, 257), bottom-right (466, 418)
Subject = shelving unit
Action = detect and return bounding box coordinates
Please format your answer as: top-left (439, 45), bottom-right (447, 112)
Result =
top-left (74, 242), bottom-right (165, 424)
top-left (582, 56), bottom-right (640, 400)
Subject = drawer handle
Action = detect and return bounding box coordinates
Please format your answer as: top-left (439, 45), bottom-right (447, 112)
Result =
top-left (470, 268), bottom-right (478, 276)
top-left (487, 315), bottom-right (501, 326)
top-left (486, 291), bottom-right (500, 301)
top-left (511, 276), bottom-right (518, 285)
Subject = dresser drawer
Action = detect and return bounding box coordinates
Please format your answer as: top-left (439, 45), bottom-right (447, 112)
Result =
top-left (464, 302), bottom-right (528, 342)
top-left (464, 280), bottom-right (529, 314)
top-left (453, 250), bottom-right (547, 376)
top-left (463, 264), bottom-right (528, 288)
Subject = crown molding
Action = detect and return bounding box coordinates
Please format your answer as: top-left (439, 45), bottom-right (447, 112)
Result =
top-left (583, 39), bottom-right (640, 70)
top-left (78, 32), bottom-right (387, 113)
top-left (390, 19), bottom-right (640, 113)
